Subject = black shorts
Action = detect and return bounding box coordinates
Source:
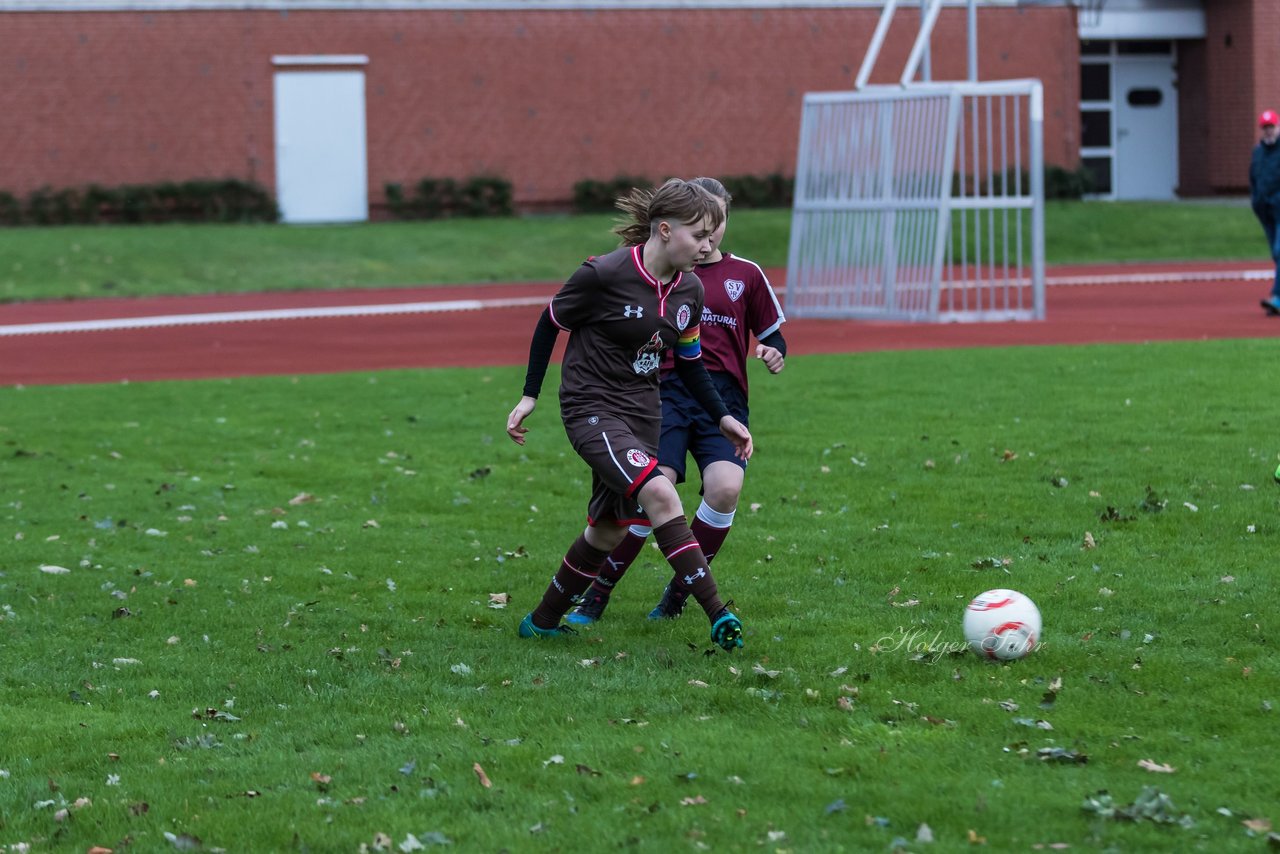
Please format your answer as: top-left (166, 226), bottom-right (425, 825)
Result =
top-left (563, 411), bottom-right (661, 527)
top-left (658, 372), bottom-right (749, 485)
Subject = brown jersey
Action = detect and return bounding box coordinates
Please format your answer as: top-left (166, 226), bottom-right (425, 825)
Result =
top-left (549, 244), bottom-right (707, 441)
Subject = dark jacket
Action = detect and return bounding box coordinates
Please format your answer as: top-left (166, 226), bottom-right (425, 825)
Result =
top-left (1250, 140), bottom-right (1280, 218)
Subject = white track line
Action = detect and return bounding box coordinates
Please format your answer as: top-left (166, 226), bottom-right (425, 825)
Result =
top-left (0, 268), bottom-right (1272, 337)
top-left (0, 294), bottom-right (550, 337)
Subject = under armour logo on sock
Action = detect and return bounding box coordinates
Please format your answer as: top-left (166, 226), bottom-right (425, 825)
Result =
top-left (683, 567), bottom-right (707, 586)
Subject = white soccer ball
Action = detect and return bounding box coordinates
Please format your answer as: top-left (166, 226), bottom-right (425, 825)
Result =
top-left (963, 588), bottom-right (1042, 661)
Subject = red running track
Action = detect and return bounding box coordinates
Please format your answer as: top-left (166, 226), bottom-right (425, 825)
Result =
top-left (2, 261), bottom-right (1278, 387)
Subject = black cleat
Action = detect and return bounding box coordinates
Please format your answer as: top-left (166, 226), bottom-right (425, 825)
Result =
top-left (647, 583), bottom-right (689, 620)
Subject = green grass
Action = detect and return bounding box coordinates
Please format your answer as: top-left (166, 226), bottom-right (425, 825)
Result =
top-left (0, 201), bottom-right (1267, 303)
top-left (2, 341), bottom-right (1278, 851)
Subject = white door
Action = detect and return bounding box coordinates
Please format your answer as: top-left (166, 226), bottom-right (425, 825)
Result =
top-left (273, 70), bottom-right (368, 223)
top-left (1113, 58), bottom-right (1178, 200)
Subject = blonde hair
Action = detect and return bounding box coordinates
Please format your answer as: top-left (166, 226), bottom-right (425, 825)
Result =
top-left (690, 176), bottom-right (732, 211)
top-left (613, 178), bottom-right (726, 246)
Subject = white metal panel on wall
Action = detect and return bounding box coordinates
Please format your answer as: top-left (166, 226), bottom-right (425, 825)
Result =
top-left (1113, 56), bottom-right (1177, 200)
top-left (273, 67), bottom-right (369, 224)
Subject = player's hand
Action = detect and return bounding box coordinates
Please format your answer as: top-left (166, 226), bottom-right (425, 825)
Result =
top-left (506, 396), bottom-right (537, 445)
top-left (719, 415), bottom-right (753, 461)
top-left (756, 344), bottom-right (785, 374)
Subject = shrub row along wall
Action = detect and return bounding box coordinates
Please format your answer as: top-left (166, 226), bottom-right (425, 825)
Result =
top-left (0, 164), bottom-right (1096, 226)
top-left (0, 180), bottom-right (278, 225)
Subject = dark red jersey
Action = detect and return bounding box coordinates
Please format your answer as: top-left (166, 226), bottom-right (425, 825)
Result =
top-left (666, 252), bottom-right (785, 396)
top-left (549, 244), bottom-right (707, 437)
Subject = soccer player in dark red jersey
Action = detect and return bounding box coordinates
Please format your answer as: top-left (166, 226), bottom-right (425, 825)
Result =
top-left (566, 177), bottom-right (787, 626)
top-left (506, 179), bottom-right (750, 651)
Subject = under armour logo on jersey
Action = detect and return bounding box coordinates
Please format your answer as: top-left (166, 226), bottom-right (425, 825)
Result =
top-left (724, 279), bottom-right (745, 302)
top-left (683, 567), bottom-right (707, 586)
top-left (623, 305), bottom-right (644, 318)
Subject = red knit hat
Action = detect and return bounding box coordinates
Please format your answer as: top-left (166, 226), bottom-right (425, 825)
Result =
top-left (1260, 110), bottom-right (1279, 128)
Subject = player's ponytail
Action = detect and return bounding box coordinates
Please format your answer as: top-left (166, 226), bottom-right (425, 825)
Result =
top-left (613, 179), bottom-right (725, 246)
top-left (613, 185), bottom-right (657, 245)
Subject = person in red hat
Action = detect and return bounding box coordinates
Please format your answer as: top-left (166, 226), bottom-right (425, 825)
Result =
top-left (1250, 109), bottom-right (1280, 314)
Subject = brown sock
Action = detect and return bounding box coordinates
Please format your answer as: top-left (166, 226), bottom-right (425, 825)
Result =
top-left (531, 534), bottom-right (610, 629)
top-left (689, 514), bottom-right (731, 564)
top-left (651, 517), bottom-right (723, 620)
top-left (590, 526), bottom-right (651, 595)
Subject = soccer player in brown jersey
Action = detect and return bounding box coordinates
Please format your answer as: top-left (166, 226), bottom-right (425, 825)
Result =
top-left (566, 177), bottom-right (787, 626)
top-left (506, 179), bottom-right (751, 651)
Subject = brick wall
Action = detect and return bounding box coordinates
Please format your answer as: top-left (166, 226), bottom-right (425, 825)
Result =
top-left (0, 6), bottom-right (1079, 210)
top-left (1200, 0), bottom-right (1279, 194)
top-left (1176, 38), bottom-right (1210, 196)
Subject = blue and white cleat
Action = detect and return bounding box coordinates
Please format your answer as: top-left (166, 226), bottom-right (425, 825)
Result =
top-left (518, 612), bottom-right (579, 639)
top-left (647, 584), bottom-right (689, 620)
top-left (565, 589), bottom-right (610, 626)
top-left (710, 610), bottom-right (744, 651)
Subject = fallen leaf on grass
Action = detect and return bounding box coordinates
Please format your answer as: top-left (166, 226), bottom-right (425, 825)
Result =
top-left (575, 764), bottom-right (601, 777)
top-left (162, 832), bottom-right (203, 850)
top-left (1082, 531), bottom-right (1096, 549)
top-left (487, 592), bottom-right (509, 609)
top-left (1038, 747), bottom-right (1088, 764)
top-left (680, 795), bottom-right (708, 806)
top-left (39, 565), bottom-right (71, 575)
top-left (1242, 817), bottom-right (1272, 833)
top-left (1137, 759), bottom-right (1176, 773)
top-left (473, 762), bottom-right (492, 788)
top-left (752, 664), bottom-right (780, 679)
top-left (1013, 717), bottom-right (1053, 730)
top-left (288, 492), bottom-right (314, 505)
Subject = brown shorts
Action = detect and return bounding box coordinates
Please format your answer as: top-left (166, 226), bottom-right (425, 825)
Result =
top-left (564, 411), bottom-right (662, 526)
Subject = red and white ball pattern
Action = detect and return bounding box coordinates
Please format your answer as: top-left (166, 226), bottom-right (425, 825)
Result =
top-left (963, 589), bottom-right (1042, 661)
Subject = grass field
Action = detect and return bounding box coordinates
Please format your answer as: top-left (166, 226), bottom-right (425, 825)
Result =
top-left (0, 200), bottom-right (1266, 303)
top-left (2, 341), bottom-right (1278, 851)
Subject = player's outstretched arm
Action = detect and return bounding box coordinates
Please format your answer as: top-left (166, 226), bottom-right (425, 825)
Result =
top-left (510, 307), bottom-right (561, 446)
top-left (506, 396), bottom-right (537, 445)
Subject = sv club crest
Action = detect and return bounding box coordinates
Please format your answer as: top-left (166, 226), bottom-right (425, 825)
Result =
top-left (724, 279), bottom-right (745, 302)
